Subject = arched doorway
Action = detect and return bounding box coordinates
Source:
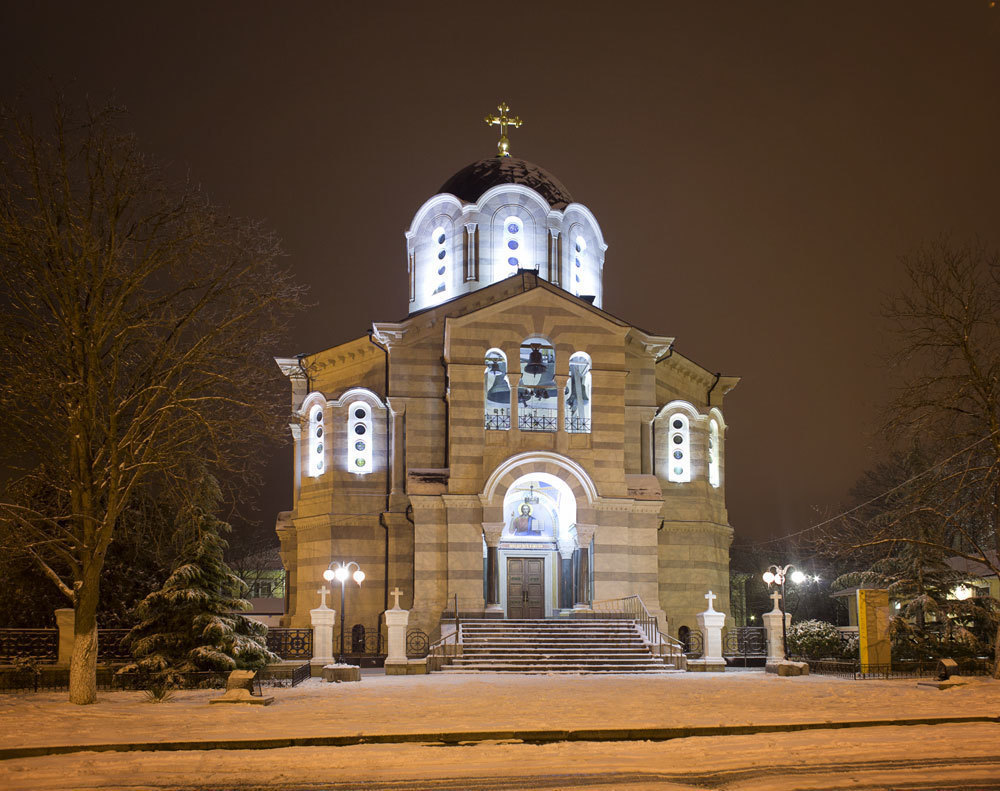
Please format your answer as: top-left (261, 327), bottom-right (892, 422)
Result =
top-left (481, 453), bottom-right (598, 619)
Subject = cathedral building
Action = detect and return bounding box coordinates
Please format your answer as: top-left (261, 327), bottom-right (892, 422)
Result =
top-left (275, 105), bottom-right (738, 646)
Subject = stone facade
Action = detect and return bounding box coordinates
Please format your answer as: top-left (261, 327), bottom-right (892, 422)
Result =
top-left (276, 157), bottom-right (738, 644)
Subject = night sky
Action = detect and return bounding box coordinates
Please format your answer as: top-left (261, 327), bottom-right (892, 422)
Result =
top-left (3, 2), bottom-right (999, 543)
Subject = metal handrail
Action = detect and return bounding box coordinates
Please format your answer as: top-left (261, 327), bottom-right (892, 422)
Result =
top-left (591, 594), bottom-right (685, 664)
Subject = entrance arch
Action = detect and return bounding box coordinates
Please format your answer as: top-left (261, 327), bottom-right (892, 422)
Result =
top-left (481, 452), bottom-right (598, 618)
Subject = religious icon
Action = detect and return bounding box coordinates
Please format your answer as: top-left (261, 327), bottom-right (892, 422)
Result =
top-left (510, 503), bottom-right (541, 536)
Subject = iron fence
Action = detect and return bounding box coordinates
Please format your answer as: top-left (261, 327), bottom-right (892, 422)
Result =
top-left (406, 629), bottom-right (430, 659)
top-left (681, 629), bottom-right (704, 658)
top-left (334, 622), bottom-right (385, 659)
top-left (0, 629), bottom-right (58, 663)
top-left (723, 627), bottom-right (767, 664)
top-left (518, 411), bottom-right (558, 432)
top-left (265, 627), bottom-right (313, 660)
top-left (565, 416), bottom-right (592, 433)
top-left (98, 629), bottom-right (132, 662)
top-left (806, 658), bottom-right (994, 680)
top-left (485, 413), bottom-right (511, 430)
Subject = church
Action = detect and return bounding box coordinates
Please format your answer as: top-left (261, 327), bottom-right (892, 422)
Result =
top-left (274, 104), bottom-right (738, 650)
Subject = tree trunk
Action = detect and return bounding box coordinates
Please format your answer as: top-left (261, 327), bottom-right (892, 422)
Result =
top-left (69, 575), bottom-right (100, 705)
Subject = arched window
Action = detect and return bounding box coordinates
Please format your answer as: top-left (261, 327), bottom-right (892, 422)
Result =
top-left (503, 215), bottom-right (530, 272)
top-left (431, 225), bottom-right (447, 296)
top-left (667, 413), bottom-right (691, 483)
top-left (484, 348), bottom-right (511, 430)
top-left (708, 419), bottom-right (721, 488)
top-left (307, 403), bottom-right (325, 477)
top-left (517, 337), bottom-right (556, 431)
top-left (348, 401), bottom-right (373, 474)
top-left (565, 352), bottom-right (592, 433)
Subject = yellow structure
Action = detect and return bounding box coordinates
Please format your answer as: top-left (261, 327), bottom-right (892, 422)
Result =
top-left (857, 588), bottom-right (891, 671)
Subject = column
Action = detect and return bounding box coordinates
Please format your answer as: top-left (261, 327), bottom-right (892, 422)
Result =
top-left (555, 374), bottom-right (568, 433)
top-left (464, 223), bottom-right (478, 282)
top-left (762, 591), bottom-right (790, 663)
top-left (573, 525), bottom-right (595, 607)
top-left (482, 522), bottom-right (504, 610)
top-left (548, 229), bottom-right (561, 287)
top-left (557, 541), bottom-right (575, 610)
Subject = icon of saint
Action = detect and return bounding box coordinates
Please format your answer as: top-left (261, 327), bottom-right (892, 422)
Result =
top-left (511, 503), bottom-right (541, 536)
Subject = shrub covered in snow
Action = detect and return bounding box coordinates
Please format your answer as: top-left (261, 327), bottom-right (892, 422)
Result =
top-left (786, 619), bottom-right (848, 660)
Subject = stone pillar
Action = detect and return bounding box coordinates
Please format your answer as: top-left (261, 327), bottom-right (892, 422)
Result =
top-left (688, 591), bottom-right (727, 671)
top-left (548, 229), bottom-right (561, 287)
top-left (573, 525), bottom-right (595, 607)
top-left (557, 540), bottom-right (575, 610)
top-left (464, 222), bottom-right (478, 282)
top-left (383, 587), bottom-right (410, 675)
top-left (555, 374), bottom-right (567, 433)
top-left (482, 522), bottom-right (504, 611)
top-left (310, 586), bottom-right (336, 675)
top-left (55, 608), bottom-right (75, 667)
top-left (763, 591), bottom-right (790, 663)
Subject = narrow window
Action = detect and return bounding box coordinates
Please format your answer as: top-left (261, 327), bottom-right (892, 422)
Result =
top-left (565, 352), bottom-right (592, 433)
top-left (484, 348), bottom-right (511, 430)
top-left (573, 234), bottom-right (587, 297)
top-left (708, 419), bottom-right (721, 488)
top-left (348, 401), bottom-right (373, 474)
top-left (431, 225), bottom-right (447, 296)
top-left (518, 338), bottom-right (556, 431)
top-left (667, 413), bottom-right (691, 483)
top-left (503, 216), bottom-right (530, 272)
top-left (308, 403), bottom-right (325, 477)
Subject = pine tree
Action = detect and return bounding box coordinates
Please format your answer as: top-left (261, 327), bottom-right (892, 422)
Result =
top-left (122, 478), bottom-right (277, 682)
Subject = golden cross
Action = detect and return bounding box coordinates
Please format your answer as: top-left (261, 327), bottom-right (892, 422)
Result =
top-left (484, 101), bottom-right (523, 158)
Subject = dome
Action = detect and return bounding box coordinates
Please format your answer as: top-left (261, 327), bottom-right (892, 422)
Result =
top-left (438, 157), bottom-right (573, 209)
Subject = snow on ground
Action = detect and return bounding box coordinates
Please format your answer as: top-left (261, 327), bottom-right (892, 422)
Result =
top-left (3, 723), bottom-right (1000, 790)
top-left (0, 671), bottom-right (998, 750)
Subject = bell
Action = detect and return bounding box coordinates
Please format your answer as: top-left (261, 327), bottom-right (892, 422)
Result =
top-left (524, 344), bottom-right (546, 375)
top-left (486, 374), bottom-right (510, 405)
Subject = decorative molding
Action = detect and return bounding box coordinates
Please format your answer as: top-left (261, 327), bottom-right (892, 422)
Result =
top-left (482, 451), bottom-right (599, 504)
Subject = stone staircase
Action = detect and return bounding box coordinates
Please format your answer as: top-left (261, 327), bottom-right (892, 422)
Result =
top-left (438, 618), bottom-right (683, 674)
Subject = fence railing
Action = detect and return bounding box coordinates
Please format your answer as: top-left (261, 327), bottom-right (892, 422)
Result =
top-left (565, 416), bottom-right (591, 433)
top-left (485, 413), bottom-right (511, 430)
top-left (723, 627), bottom-right (767, 661)
top-left (0, 629), bottom-right (58, 663)
top-left (805, 657), bottom-right (994, 680)
top-left (518, 409), bottom-right (558, 432)
top-left (265, 628), bottom-right (313, 660)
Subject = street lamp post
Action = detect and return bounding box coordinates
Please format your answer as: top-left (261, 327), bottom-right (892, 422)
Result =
top-left (762, 564), bottom-right (807, 660)
top-left (323, 561), bottom-right (365, 662)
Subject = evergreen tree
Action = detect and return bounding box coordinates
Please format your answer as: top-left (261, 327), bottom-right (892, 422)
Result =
top-left (122, 478), bottom-right (277, 681)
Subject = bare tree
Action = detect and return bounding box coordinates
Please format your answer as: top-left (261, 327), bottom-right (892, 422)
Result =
top-left (817, 241), bottom-right (1000, 675)
top-left (0, 100), bottom-right (304, 703)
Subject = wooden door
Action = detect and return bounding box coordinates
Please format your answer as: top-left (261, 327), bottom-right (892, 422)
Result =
top-left (507, 557), bottom-right (545, 619)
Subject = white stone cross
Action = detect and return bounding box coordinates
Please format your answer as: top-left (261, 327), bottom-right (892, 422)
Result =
top-left (316, 586), bottom-right (331, 609)
top-left (770, 590), bottom-right (783, 611)
top-left (705, 590), bottom-right (717, 611)
top-left (390, 587), bottom-right (404, 610)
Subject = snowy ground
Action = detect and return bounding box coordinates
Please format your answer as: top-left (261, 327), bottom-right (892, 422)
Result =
top-left (2, 672), bottom-right (1000, 789)
top-left (1, 671), bottom-right (999, 749)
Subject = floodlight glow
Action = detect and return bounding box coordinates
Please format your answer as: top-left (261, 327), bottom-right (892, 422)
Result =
top-left (322, 568), bottom-right (335, 581)
top-left (334, 566), bottom-right (350, 582)
top-left (790, 570), bottom-right (806, 584)
top-left (762, 570), bottom-right (775, 584)
top-left (353, 570), bottom-right (365, 585)
top-left (953, 585), bottom-right (973, 601)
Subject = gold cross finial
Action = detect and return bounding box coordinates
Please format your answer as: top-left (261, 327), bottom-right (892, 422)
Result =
top-left (484, 101), bottom-right (523, 158)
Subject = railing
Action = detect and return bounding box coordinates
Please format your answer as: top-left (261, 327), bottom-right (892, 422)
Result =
top-left (723, 627), bottom-right (767, 663)
top-left (334, 623), bottom-right (385, 658)
top-left (518, 409), bottom-right (558, 432)
top-left (565, 416), bottom-right (591, 433)
top-left (265, 628), bottom-right (313, 660)
top-left (0, 629), bottom-right (58, 663)
top-left (485, 413), bottom-right (511, 430)
top-left (97, 629), bottom-right (132, 662)
top-left (406, 629), bottom-right (430, 659)
top-left (682, 628), bottom-right (704, 658)
top-left (591, 594), bottom-right (685, 666)
top-left (806, 657), bottom-right (994, 680)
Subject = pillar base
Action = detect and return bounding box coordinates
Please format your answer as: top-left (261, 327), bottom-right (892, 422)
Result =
top-left (686, 658), bottom-right (727, 672)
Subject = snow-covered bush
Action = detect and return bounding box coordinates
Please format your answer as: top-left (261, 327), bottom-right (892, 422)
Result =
top-left (786, 620), bottom-right (846, 660)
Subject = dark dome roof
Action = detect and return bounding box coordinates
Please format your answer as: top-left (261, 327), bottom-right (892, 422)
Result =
top-left (438, 157), bottom-right (573, 208)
